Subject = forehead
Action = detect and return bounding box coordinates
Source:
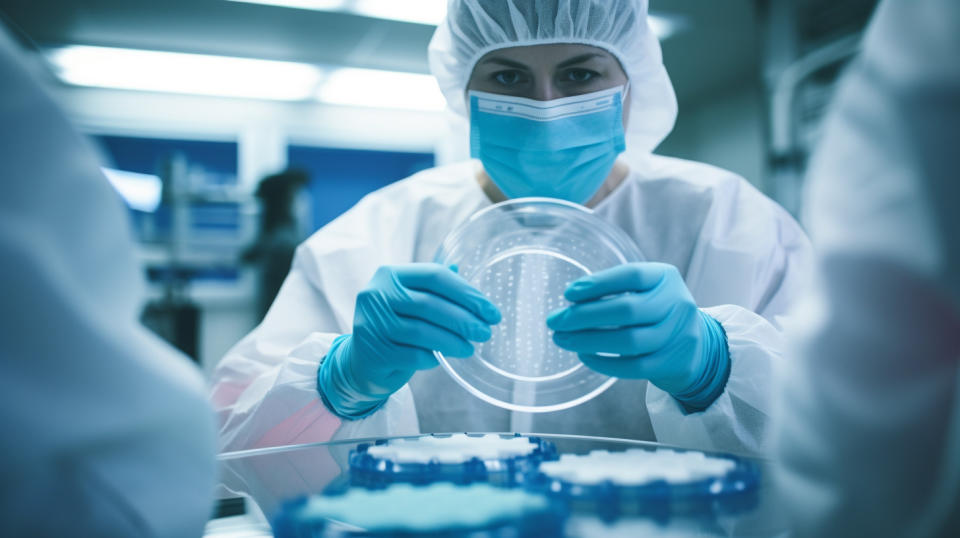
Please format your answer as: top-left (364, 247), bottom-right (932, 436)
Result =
top-left (474, 43), bottom-right (618, 69)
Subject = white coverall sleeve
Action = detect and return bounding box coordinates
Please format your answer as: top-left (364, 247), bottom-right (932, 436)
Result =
top-left (211, 215), bottom-right (419, 452)
top-left (775, 0), bottom-right (960, 536)
top-left (646, 305), bottom-right (790, 456)
top-left (645, 176), bottom-right (814, 456)
top-left (0, 26), bottom-right (216, 538)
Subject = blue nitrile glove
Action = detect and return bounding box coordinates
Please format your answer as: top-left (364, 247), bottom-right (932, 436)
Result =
top-left (318, 263), bottom-right (501, 419)
top-left (546, 262), bottom-right (730, 412)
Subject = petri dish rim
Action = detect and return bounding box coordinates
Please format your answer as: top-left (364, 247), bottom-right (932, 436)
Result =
top-left (433, 197), bottom-right (643, 413)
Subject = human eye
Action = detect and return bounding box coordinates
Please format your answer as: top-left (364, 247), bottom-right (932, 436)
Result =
top-left (492, 70), bottom-right (528, 87)
top-left (562, 68), bottom-right (599, 83)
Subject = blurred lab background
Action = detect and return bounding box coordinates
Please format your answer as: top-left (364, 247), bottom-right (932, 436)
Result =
top-left (0, 0), bottom-right (878, 376)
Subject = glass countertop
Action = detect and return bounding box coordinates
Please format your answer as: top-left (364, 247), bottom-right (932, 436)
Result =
top-left (209, 433), bottom-right (788, 537)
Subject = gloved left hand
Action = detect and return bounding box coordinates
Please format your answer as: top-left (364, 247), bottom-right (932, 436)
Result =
top-left (546, 262), bottom-right (729, 411)
top-left (318, 263), bottom-right (501, 419)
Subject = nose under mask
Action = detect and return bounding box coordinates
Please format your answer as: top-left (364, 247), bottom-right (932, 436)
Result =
top-left (469, 85), bottom-right (627, 204)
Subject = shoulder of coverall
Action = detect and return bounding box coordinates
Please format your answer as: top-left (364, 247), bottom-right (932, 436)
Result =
top-left (626, 153), bottom-right (748, 190)
top-left (617, 153), bottom-right (805, 239)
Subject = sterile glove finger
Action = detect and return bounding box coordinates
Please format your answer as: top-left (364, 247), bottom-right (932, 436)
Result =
top-left (579, 353), bottom-right (693, 389)
top-left (576, 353), bottom-right (680, 380)
top-left (563, 262), bottom-right (673, 302)
top-left (388, 314), bottom-right (475, 359)
top-left (368, 351), bottom-right (436, 393)
top-left (391, 343), bottom-right (442, 371)
top-left (546, 289), bottom-right (676, 331)
top-left (394, 288), bottom-right (493, 342)
top-left (552, 311), bottom-right (684, 355)
top-left (576, 353), bottom-right (641, 378)
top-left (396, 264), bottom-right (502, 324)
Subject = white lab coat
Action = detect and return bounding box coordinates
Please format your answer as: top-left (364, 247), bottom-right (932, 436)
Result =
top-left (775, 0), bottom-right (960, 535)
top-left (0, 28), bottom-right (217, 537)
top-left (212, 154), bottom-right (812, 456)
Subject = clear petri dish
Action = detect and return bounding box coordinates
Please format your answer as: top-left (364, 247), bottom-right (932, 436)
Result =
top-left (433, 197), bottom-right (644, 413)
top-left (348, 433), bottom-right (558, 487)
top-left (273, 483), bottom-right (562, 538)
top-left (522, 448), bottom-right (761, 521)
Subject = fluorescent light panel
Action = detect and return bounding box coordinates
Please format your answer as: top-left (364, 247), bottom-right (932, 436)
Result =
top-left (102, 168), bottom-right (163, 212)
top-left (228, 0), bottom-right (685, 39)
top-left (228, 0), bottom-right (446, 25)
top-left (647, 13), bottom-right (689, 41)
top-left (318, 67), bottom-right (445, 111)
top-left (48, 46), bottom-right (322, 101)
top-left (47, 45), bottom-right (446, 110)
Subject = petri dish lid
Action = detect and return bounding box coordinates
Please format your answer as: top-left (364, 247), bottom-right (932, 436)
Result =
top-left (536, 449), bottom-right (742, 488)
top-left (433, 197), bottom-right (644, 413)
top-left (362, 433), bottom-right (549, 464)
top-left (524, 448), bottom-right (761, 520)
top-left (349, 434), bottom-right (558, 486)
top-left (272, 483), bottom-right (561, 538)
top-left (522, 448), bottom-right (761, 522)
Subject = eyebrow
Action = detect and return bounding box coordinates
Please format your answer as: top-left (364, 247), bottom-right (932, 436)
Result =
top-left (478, 52), bottom-right (607, 70)
top-left (478, 57), bottom-right (530, 70)
top-left (556, 53), bottom-right (606, 68)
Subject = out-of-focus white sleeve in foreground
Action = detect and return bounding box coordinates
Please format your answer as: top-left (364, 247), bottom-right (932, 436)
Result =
top-left (774, 0), bottom-right (960, 535)
top-left (632, 157), bottom-right (814, 456)
top-left (209, 249), bottom-right (418, 452)
top-left (0, 26), bottom-right (216, 538)
top-left (209, 184), bottom-right (428, 452)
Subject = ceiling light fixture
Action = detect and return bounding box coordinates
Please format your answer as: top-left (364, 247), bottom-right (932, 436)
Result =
top-left (316, 67), bottom-right (445, 110)
top-left (47, 46), bottom-right (323, 101)
top-left (227, 1), bottom-right (687, 40)
top-left (102, 168), bottom-right (163, 212)
top-left (46, 45), bottom-right (446, 110)
top-left (228, 0), bottom-right (446, 26)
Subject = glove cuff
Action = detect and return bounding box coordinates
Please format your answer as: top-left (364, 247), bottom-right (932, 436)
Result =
top-left (672, 310), bottom-right (731, 413)
top-left (317, 334), bottom-right (388, 420)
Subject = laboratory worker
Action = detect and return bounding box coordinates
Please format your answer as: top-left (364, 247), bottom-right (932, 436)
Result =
top-left (212, 0), bottom-right (812, 455)
top-left (775, 0), bottom-right (960, 535)
top-left (0, 26), bottom-right (217, 537)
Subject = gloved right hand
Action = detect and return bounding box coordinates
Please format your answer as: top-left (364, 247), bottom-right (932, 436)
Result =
top-left (318, 263), bottom-right (501, 418)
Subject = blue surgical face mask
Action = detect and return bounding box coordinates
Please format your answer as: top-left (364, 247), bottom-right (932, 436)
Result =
top-left (469, 85), bottom-right (627, 204)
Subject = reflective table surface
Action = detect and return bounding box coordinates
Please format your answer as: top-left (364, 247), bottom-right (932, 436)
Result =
top-left (208, 433), bottom-right (788, 537)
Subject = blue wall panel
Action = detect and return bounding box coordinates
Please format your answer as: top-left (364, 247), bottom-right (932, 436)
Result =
top-left (95, 135), bottom-right (238, 180)
top-left (288, 145), bottom-right (434, 231)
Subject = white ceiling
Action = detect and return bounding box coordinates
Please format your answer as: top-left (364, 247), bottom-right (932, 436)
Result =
top-left (0, 0), bottom-right (761, 105)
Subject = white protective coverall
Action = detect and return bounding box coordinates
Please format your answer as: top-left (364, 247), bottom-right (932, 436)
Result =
top-left (211, 0), bottom-right (812, 456)
top-left (0, 27), bottom-right (217, 537)
top-left (775, 0), bottom-right (960, 535)
top-left (212, 154), bottom-right (812, 455)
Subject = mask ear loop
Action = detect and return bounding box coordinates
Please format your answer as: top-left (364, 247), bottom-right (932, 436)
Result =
top-left (620, 81), bottom-right (631, 133)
